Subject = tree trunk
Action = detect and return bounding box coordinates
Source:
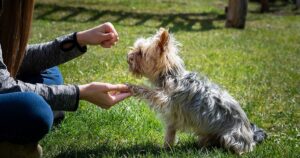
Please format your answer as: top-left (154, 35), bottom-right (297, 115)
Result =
top-left (261, 0), bottom-right (269, 13)
top-left (225, 0), bottom-right (248, 29)
top-left (296, 0), bottom-right (300, 9)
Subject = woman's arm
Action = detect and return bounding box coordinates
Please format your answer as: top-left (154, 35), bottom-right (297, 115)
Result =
top-left (0, 22), bottom-right (127, 110)
top-left (18, 22), bottom-right (118, 76)
top-left (1, 55), bottom-right (130, 110)
top-left (18, 32), bottom-right (87, 76)
top-left (0, 57), bottom-right (79, 111)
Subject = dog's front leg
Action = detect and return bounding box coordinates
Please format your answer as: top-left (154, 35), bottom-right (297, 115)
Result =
top-left (127, 84), bottom-right (169, 109)
top-left (164, 124), bottom-right (177, 148)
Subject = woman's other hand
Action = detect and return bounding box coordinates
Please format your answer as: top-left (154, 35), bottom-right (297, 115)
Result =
top-left (76, 22), bottom-right (119, 48)
top-left (78, 82), bottom-right (131, 109)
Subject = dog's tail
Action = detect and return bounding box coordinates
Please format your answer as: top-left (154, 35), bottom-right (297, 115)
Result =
top-left (250, 123), bottom-right (267, 144)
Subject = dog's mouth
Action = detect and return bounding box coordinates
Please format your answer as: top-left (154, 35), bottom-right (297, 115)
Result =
top-left (127, 55), bottom-right (143, 77)
top-left (127, 53), bottom-right (136, 68)
top-left (127, 63), bottom-right (134, 72)
top-left (127, 55), bottom-right (135, 73)
top-left (127, 58), bottom-right (132, 66)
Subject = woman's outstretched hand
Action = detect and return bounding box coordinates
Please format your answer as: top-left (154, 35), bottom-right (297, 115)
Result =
top-left (79, 82), bottom-right (131, 109)
top-left (76, 22), bottom-right (119, 48)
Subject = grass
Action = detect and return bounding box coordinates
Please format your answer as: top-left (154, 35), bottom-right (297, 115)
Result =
top-left (30, 0), bottom-right (300, 157)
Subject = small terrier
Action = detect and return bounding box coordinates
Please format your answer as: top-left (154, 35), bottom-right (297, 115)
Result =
top-left (127, 28), bottom-right (267, 155)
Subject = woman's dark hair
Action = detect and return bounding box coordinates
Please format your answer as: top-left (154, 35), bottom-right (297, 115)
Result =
top-left (0, 0), bottom-right (3, 15)
top-left (0, 0), bottom-right (35, 77)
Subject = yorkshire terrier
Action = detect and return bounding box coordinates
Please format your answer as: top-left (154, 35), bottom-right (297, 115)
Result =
top-left (127, 28), bottom-right (267, 155)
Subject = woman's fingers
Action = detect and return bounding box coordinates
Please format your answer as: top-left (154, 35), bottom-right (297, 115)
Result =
top-left (105, 84), bottom-right (130, 92)
top-left (100, 33), bottom-right (114, 42)
top-left (104, 22), bottom-right (118, 37)
top-left (110, 92), bottom-right (132, 104)
top-left (102, 22), bottom-right (119, 44)
top-left (100, 40), bottom-right (116, 48)
top-left (99, 92), bottom-right (131, 109)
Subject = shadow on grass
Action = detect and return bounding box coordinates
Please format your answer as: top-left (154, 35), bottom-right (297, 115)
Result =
top-left (55, 141), bottom-right (221, 157)
top-left (34, 2), bottom-right (225, 32)
top-left (249, 0), bottom-right (300, 15)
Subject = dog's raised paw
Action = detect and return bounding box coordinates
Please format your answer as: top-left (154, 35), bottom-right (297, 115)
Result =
top-left (125, 83), bottom-right (143, 96)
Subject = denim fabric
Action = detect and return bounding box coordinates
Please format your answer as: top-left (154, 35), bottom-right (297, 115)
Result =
top-left (0, 66), bottom-right (63, 143)
top-left (0, 92), bottom-right (53, 143)
top-left (17, 66), bottom-right (64, 85)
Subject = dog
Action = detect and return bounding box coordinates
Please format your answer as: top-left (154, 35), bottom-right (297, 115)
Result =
top-left (126, 28), bottom-right (267, 155)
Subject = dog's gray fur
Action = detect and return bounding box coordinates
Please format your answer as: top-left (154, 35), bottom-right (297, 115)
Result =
top-left (127, 28), bottom-right (267, 155)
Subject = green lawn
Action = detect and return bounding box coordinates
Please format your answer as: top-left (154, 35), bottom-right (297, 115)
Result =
top-left (31, 0), bottom-right (300, 157)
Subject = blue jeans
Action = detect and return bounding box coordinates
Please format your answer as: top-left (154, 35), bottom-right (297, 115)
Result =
top-left (0, 67), bottom-right (63, 144)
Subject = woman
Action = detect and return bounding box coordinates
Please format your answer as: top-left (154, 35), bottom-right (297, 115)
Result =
top-left (0, 0), bottom-right (131, 157)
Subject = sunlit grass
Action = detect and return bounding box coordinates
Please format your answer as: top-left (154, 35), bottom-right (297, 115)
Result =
top-left (30, 0), bottom-right (300, 157)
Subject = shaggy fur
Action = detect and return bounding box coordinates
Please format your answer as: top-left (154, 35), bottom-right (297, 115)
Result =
top-left (127, 28), bottom-right (267, 155)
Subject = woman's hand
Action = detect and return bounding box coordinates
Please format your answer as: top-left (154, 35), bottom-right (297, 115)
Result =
top-left (76, 22), bottom-right (119, 48)
top-left (78, 82), bottom-right (131, 109)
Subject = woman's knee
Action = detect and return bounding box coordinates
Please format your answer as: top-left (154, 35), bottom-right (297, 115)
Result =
top-left (21, 92), bottom-right (53, 138)
top-left (2, 92), bottom-right (54, 142)
top-left (23, 92), bottom-right (53, 124)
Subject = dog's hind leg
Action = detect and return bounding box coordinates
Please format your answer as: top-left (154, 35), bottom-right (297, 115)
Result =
top-left (219, 131), bottom-right (255, 155)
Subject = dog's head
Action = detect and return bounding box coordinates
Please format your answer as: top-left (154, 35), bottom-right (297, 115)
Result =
top-left (127, 28), bottom-right (184, 81)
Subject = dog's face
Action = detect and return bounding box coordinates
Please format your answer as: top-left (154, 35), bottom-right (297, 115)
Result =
top-left (127, 28), bottom-right (183, 81)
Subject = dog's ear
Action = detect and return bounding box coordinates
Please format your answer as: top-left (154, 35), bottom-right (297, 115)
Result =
top-left (157, 28), bottom-right (169, 54)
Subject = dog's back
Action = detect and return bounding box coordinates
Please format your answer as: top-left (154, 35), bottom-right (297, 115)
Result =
top-left (163, 72), bottom-right (266, 154)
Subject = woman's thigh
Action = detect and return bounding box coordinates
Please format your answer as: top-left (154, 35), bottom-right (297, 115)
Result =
top-left (17, 66), bottom-right (64, 85)
top-left (17, 67), bottom-right (66, 124)
top-left (0, 92), bottom-right (53, 143)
